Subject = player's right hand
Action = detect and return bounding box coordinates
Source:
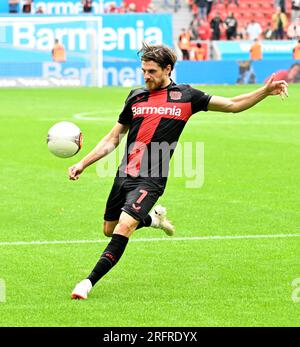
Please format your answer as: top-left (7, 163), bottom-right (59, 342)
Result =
top-left (265, 73), bottom-right (289, 99)
top-left (68, 162), bottom-right (84, 180)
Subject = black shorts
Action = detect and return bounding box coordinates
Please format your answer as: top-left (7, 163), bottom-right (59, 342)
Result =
top-left (104, 176), bottom-right (165, 222)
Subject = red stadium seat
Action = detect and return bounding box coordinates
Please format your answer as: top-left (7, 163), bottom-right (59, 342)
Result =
top-left (234, 12), bottom-right (242, 20)
top-left (260, 2), bottom-right (274, 10)
top-left (249, 2), bottom-right (260, 11)
top-left (227, 3), bottom-right (238, 12)
top-left (242, 11), bottom-right (254, 21)
top-left (215, 3), bottom-right (226, 12)
top-left (123, 0), bottom-right (151, 12)
top-left (239, 3), bottom-right (249, 12)
top-left (254, 12), bottom-right (265, 21)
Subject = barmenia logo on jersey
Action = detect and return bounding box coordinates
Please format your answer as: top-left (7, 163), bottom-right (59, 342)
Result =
top-left (132, 106), bottom-right (182, 117)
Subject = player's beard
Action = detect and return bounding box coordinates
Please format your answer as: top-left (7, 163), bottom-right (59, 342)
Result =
top-left (145, 79), bottom-right (164, 91)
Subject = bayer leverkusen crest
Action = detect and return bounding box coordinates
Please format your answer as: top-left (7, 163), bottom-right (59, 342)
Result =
top-left (169, 91), bottom-right (182, 100)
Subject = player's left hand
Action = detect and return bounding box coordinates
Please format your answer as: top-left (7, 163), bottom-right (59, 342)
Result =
top-left (265, 73), bottom-right (289, 100)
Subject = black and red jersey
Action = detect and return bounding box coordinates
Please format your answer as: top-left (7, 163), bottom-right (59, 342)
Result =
top-left (117, 80), bottom-right (212, 183)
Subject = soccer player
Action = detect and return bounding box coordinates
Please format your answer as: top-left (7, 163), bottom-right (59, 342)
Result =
top-left (69, 43), bottom-right (288, 300)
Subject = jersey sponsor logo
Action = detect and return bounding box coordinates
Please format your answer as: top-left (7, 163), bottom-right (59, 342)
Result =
top-left (132, 105), bottom-right (182, 117)
top-left (169, 91), bottom-right (182, 100)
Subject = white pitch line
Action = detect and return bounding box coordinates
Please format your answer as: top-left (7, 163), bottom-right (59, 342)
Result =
top-left (0, 233), bottom-right (300, 247)
top-left (73, 111), bottom-right (111, 121)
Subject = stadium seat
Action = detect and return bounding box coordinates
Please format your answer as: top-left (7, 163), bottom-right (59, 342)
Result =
top-left (260, 2), bottom-right (274, 10)
top-left (123, 0), bottom-right (151, 12)
top-left (249, 3), bottom-right (260, 11)
top-left (239, 3), bottom-right (249, 12)
top-left (254, 12), bottom-right (265, 21)
top-left (234, 12), bottom-right (242, 20)
top-left (227, 3), bottom-right (238, 12)
top-left (243, 11), bottom-right (254, 21)
top-left (215, 3), bottom-right (226, 12)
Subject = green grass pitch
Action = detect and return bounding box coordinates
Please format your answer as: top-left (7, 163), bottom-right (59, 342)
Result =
top-left (0, 84), bottom-right (299, 327)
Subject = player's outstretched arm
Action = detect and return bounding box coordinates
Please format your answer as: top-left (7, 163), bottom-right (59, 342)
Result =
top-left (68, 122), bottom-right (129, 180)
top-left (207, 73), bottom-right (289, 113)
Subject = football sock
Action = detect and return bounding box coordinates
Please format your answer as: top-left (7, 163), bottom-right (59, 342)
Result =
top-left (135, 214), bottom-right (152, 230)
top-left (87, 233), bottom-right (128, 286)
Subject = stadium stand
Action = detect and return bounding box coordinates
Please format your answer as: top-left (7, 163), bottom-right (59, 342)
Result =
top-left (185, 0), bottom-right (295, 42)
top-left (165, 0), bottom-right (298, 60)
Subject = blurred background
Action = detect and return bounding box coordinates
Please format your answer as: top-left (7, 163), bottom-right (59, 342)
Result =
top-left (0, 0), bottom-right (300, 87)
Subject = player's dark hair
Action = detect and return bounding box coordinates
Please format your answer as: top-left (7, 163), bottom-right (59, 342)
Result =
top-left (138, 42), bottom-right (177, 76)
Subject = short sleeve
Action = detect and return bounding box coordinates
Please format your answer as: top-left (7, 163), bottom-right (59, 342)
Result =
top-left (190, 87), bottom-right (212, 114)
top-left (118, 91), bottom-right (134, 124)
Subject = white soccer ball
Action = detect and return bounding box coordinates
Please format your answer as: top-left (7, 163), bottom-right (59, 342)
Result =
top-left (47, 121), bottom-right (83, 158)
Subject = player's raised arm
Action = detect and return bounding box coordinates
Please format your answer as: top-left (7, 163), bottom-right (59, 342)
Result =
top-left (207, 73), bottom-right (289, 113)
top-left (68, 122), bottom-right (129, 180)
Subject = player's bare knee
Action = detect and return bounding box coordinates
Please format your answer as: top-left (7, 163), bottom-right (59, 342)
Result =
top-left (114, 220), bottom-right (137, 238)
top-left (115, 221), bottom-right (131, 234)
